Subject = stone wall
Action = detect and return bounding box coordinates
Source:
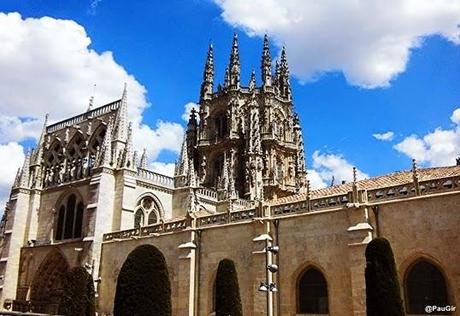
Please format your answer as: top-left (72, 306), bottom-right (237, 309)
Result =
top-left (96, 191), bottom-right (459, 316)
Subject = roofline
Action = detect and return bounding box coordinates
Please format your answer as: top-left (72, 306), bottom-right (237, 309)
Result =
top-left (46, 99), bottom-right (121, 133)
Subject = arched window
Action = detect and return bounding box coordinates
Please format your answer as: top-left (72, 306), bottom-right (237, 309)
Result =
top-left (134, 210), bottom-right (144, 229)
top-left (405, 260), bottom-right (450, 314)
top-left (55, 194), bottom-right (84, 241)
top-left (134, 195), bottom-right (161, 228)
top-left (298, 267), bottom-right (329, 314)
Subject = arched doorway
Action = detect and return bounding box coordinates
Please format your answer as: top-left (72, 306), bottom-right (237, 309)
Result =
top-left (297, 267), bottom-right (329, 315)
top-left (405, 259), bottom-right (450, 314)
top-left (29, 250), bottom-right (69, 314)
top-left (114, 245), bottom-right (171, 316)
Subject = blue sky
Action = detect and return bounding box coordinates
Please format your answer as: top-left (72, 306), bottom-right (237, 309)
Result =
top-left (0, 0), bottom-right (459, 197)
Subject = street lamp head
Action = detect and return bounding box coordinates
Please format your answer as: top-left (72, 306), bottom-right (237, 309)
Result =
top-left (258, 282), bottom-right (269, 292)
top-left (267, 245), bottom-right (279, 254)
top-left (253, 234), bottom-right (273, 242)
top-left (178, 241), bottom-right (197, 249)
top-left (267, 264), bottom-right (278, 273)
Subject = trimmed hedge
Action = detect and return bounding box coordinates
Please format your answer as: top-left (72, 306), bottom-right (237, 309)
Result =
top-left (114, 245), bottom-right (171, 316)
top-left (365, 238), bottom-right (404, 316)
top-left (61, 267), bottom-right (95, 316)
top-left (215, 259), bottom-right (243, 316)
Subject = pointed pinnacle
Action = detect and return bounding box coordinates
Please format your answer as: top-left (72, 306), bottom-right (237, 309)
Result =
top-left (249, 69), bottom-right (256, 89)
top-left (122, 82), bottom-right (127, 99)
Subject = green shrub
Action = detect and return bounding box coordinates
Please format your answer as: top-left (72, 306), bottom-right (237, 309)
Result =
top-left (215, 259), bottom-right (243, 316)
top-left (365, 237), bottom-right (404, 316)
top-left (61, 266), bottom-right (95, 316)
top-left (114, 245), bottom-right (171, 316)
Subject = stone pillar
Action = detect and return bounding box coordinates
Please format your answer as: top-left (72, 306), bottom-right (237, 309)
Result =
top-left (1, 189), bottom-right (31, 307)
top-left (346, 205), bottom-right (373, 316)
top-left (26, 190), bottom-right (41, 244)
top-left (90, 169), bottom-right (116, 284)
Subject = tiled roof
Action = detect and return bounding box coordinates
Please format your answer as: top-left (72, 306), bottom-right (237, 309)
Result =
top-left (271, 165), bottom-right (460, 205)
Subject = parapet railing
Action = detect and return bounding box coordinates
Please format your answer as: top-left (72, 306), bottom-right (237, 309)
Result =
top-left (366, 176), bottom-right (460, 202)
top-left (272, 175), bottom-right (460, 216)
top-left (197, 187), bottom-right (218, 200)
top-left (102, 174), bottom-right (460, 241)
top-left (196, 208), bottom-right (258, 227)
top-left (137, 168), bottom-right (174, 188)
top-left (47, 100), bottom-right (120, 133)
top-left (103, 217), bottom-right (189, 241)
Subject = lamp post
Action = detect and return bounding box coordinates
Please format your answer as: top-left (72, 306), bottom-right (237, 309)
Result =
top-left (253, 226), bottom-right (279, 316)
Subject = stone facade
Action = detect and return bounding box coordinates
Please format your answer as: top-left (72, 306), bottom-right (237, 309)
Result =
top-left (0, 36), bottom-right (458, 316)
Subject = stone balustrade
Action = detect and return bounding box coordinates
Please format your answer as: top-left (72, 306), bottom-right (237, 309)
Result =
top-left (47, 100), bottom-right (120, 133)
top-left (102, 174), bottom-right (460, 241)
top-left (137, 168), bottom-right (174, 188)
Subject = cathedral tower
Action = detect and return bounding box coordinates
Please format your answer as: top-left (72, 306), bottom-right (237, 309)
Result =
top-left (176, 35), bottom-right (307, 201)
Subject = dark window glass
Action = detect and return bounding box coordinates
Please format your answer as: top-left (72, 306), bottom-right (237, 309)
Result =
top-left (56, 194), bottom-right (84, 240)
top-left (298, 268), bottom-right (329, 314)
top-left (56, 206), bottom-right (65, 240)
top-left (406, 261), bottom-right (450, 314)
top-left (74, 202), bottom-right (84, 238)
top-left (134, 210), bottom-right (144, 228)
top-left (64, 195), bottom-right (76, 239)
top-left (148, 211), bottom-right (158, 225)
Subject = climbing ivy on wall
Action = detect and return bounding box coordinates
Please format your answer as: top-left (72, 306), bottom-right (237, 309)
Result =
top-left (61, 266), bottom-right (96, 316)
top-left (215, 259), bottom-right (243, 316)
top-left (114, 245), bottom-right (172, 316)
top-left (365, 237), bottom-right (404, 316)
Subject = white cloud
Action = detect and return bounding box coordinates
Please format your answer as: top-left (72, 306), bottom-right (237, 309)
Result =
top-left (150, 162), bottom-right (176, 177)
top-left (182, 102), bottom-right (199, 122)
top-left (312, 150), bottom-right (368, 186)
top-left (394, 108), bottom-right (460, 166)
top-left (450, 108), bottom-right (460, 124)
top-left (0, 13), bottom-right (186, 204)
top-left (133, 121), bottom-right (184, 161)
top-left (213, 0), bottom-right (460, 88)
top-left (0, 143), bottom-right (25, 209)
top-left (373, 131), bottom-right (395, 141)
top-left (307, 169), bottom-right (327, 190)
top-left (0, 12), bottom-right (147, 139)
top-left (0, 115), bottom-right (43, 143)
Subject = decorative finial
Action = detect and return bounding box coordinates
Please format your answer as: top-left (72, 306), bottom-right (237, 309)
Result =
top-left (353, 167), bottom-right (357, 184)
top-left (249, 69), bottom-right (256, 91)
top-left (87, 84), bottom-right (97, 112)
top-left (279, 46), bottom-right (291, 99)
top-left (412, 158), bottom-right (420, 195)
top-left (261, 34), bottom-right (272, 87)
top-left (228, 33), bottom-right (240, 89)
top-left (412, 158), bottom-right (417, 173)
top-left (200, 43), bottom-right (214, 102)
top-left (139, 148), bottom-right (147, 169)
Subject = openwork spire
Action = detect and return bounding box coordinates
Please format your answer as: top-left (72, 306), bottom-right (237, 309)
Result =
top-left (34, 113), bottom-right (48, 165)
top-left (261, 34), bottom-right (272, 87)
top-left (101, 119), bottom-right (113, 167)
top-left (175, 137), bottom-right (189, 176)
top-left (200, 44), bottom-right (214, 102)
top-left (228, 33), bottom-right (240, 89)
top-left (249, 69), bottom-right (256, 91)
top-left (114, 83), bottom-right (128, 142)
top-left (139, 148), bottom-right (148, 169)
top-left (123, 122), bottom-right (134, 168)
top-left (19, 149), bottom-right (31, 188)
top-left (279, 46), bottom-right (291, 99)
